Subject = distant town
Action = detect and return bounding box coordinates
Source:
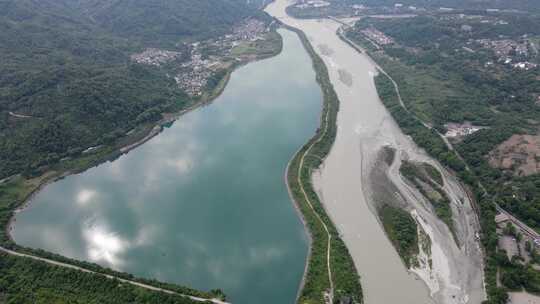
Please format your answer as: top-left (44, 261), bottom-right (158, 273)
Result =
top-left (132, 19), bottom-right (270, 97)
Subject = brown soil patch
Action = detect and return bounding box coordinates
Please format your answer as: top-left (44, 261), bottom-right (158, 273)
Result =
top-left (489, 134), bottom-right (540, 176)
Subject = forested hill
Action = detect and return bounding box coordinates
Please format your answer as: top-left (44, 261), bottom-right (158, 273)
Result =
top-left (0, 0), bottom-right (264, 179)
top-left (68, 0), bottom-right (266, 47)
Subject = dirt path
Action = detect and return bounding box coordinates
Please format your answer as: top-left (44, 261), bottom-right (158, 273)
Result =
top-left (295, 106), bottom-right (335, 303)
top-left (0, 246), bottom-right (229, 304)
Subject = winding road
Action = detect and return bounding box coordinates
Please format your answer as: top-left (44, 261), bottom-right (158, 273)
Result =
top-left (0, 246), bottom-right (229, 304)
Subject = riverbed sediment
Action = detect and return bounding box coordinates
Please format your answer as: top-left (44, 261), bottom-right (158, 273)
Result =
top-left (266, 1), bottom-right (486, 303)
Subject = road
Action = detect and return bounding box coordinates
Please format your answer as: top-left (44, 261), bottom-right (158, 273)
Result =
top-left (0, 246), bottom-right (229, 304)
top-left (296, 97), bottom-right (335, 304)
top-left (495, 204), bottom-right (540, 241)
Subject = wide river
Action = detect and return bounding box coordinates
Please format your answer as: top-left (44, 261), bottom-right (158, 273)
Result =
top-left (12, 29), bottom-right (321, 304)
top-left (266, 1), bottom-right (484, 304)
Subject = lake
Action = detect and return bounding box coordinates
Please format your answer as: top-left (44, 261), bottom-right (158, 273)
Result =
top-left (12, 29), bottom-right (322, 304)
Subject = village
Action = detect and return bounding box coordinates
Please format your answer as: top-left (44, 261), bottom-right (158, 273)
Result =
top-left (130, 48), bottom-right (182, 67)
top-left (475, 38), bottom-right (539, 70)
top-left (360, 27), bottom-right (394, 45)
top-left (131, 18), bottom-right (271, 97)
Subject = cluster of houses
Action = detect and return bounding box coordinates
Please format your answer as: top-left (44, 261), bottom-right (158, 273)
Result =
top-left (130, 48), bottom-right (182, 67)
top-left (361, 27), bottom-right (394, 45)
top-left (476, 38), bottom-right (538, 70)
top-left (131, 19), bottom-right (269, 97)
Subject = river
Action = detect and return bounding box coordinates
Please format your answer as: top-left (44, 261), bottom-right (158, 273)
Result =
top-left (12, 29), bottom-right (320, 304)
top-left (266, 1), bottom-right (485, 304)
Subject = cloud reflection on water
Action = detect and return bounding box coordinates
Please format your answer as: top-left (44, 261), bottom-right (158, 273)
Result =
top-left (13, 29), bottom-right (318, 304)
top-left (76, 189), bottom-right (97, 206)
top-left (83, 223), bottom-right (128, 269)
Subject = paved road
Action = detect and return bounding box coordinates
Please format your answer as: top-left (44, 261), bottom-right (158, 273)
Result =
top-left (0, 246), bottom-right (229, 304)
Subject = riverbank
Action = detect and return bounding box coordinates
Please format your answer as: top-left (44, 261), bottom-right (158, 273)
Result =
top-left (341, 25), bottom-right (485, 304)
top-left (267, 1), bottom-right (486, 302)
top-left (0, 27), bottom-right (283, 302)
top-left (277, 21), bottom-right (363, 304)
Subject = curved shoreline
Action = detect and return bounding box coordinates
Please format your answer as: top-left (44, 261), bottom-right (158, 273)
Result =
top-left (1, 68), bottom-right (231, 303)
top-left (0, 246), bottom-right (230, 304)
top-left (4, 65), bottom-right (235, 246)
top-left (267, 1), bottom-right (363, 301)
top-left (272, 3), bottom-right (486, 303)
top-left (342, 25), bottom-right (486, 303)
top-left (2, 30), bottom-right (284, 302)
top-left (280, 23), bottom-right (335, 303)
top-left (284, 144), bottom-right (312, 302)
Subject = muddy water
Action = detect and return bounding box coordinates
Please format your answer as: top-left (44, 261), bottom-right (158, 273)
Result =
top-left (266, 1), bottom-right (485, 304)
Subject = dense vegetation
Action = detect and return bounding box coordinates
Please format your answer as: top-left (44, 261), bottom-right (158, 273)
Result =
top-left (0, 0), bottom-right (263, 180)
top-left (352, 14), bottom-right (540, 232)
top-left (353, 15), bottom-right (540, 126)
top-left (283, 25), bottom-right (363, 304)
top-left (380, 206), bottom-right (419, 268)
top-left (347, 11), bottom-right (540, 302)
top-left (72, 0), bottom-right (266, 47)
top-left (0, 252), bottom-right (207, 304)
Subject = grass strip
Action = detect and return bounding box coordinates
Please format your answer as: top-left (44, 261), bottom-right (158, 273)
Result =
top-left (281, 23), bottom-right (363, 304)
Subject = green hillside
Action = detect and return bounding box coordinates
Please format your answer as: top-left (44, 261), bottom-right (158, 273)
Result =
top-left (0, 0), bottom-right (263, 179)
top-left (0, 1), bottom-right (266, 302)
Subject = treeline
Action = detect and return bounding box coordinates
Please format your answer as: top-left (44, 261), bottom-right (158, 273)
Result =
top-left (74, 0), bottom-right (267, 48)
top-left (0, 252), bottom-right (209, 304)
